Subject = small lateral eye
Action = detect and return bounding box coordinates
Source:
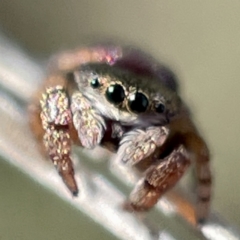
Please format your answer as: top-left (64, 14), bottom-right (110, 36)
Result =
top-left (128, 92), bottom-right (149, 113)
top-left (155, 103), bottom-right (165, 113)
top-left (105, 84), bottom-right (125, 105)
top-left (90, 77), bottom-right (101, 88)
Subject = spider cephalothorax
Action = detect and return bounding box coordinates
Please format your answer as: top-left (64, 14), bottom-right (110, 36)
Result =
top-left (29, 45), bottom-right (211, 223)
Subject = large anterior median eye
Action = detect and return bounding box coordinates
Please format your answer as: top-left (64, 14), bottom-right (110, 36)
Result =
top-left (128, 92), bottom-right (149, 113)
top-left (105, 84), bottom-right (125, 105)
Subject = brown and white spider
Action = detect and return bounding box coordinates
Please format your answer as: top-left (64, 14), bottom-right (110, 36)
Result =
top-left (29, 44), bottom-right (211, 223)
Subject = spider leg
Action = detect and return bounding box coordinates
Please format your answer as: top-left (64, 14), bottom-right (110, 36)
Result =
top-left (71, 92), bottom-right (106, 149)
top-left (123, 145), bottom-right (190, 211)
top-left (48, 45), bottom-right (122, 73)
top-left (170, 115), bottom-right (212, 223)
top-left (116, 126), bottom-right (169, 165)
top-left (183, 132), bottom-right (211, 223)
top-left (28, 90), bottom-right (46, 156)
top-left (117, 126), bottom-right (189, 210)
top-left (40, 85), bottom-right (78, 195)
top-left (28, 75), bottom-right (72, 155)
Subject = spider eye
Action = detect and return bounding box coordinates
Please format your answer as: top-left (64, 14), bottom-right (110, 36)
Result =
top-left (106, 84), bottom-right (125, 104)
top-left (128, 92), bottom-right (149, 113)
top-left (155, 103), bottom-right (165, 113)
top-left (90, 77), bottom-right (101, 88)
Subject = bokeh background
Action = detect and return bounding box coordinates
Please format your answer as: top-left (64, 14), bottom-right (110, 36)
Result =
top-left (0, 1), bottom-right (240, 239)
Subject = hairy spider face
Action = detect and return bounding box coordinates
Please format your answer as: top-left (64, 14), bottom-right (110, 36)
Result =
top-left (74, 63), bottom-right (181, 127)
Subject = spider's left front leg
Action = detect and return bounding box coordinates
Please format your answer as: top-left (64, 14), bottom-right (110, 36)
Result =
top-left (117, 126), bottom-right (190, 211)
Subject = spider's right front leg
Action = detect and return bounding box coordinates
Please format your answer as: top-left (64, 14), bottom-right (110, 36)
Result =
top-left (40, 85), bottom-right (79, 195)
top-left (70, 91), bottom-right (106, 149)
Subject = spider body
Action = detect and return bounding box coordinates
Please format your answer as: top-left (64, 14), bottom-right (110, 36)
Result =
top-left (29, 45), bottom-right (211, 223)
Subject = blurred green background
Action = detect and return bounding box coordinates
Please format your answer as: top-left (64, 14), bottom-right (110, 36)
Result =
top-left (0, 1), bottom-right (240, 239)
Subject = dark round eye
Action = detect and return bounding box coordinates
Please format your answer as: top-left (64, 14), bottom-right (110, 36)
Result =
top-left (105, 84), bottom-right (125, 104)
top-left (90, 77), bottom-right (100, 88)
top-left (128, 92), bottom-right (149, 113)
top-left (155, 103), bottom-right (165, 113)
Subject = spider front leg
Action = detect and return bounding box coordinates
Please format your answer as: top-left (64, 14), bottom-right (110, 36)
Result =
top-left (71, 91), bottom-right (106, 149)
top-left (117, 127), bottom-right (190, 211)
top-left (125, 146), bottom-right (190, 211)
top-left (117, 126), bottom-right (169, 165)
top-left (40, 85), bottom-right (79, 195)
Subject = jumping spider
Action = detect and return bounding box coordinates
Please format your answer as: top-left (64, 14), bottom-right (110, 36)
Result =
top-left (29, 45), bottom-right (211, 223)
